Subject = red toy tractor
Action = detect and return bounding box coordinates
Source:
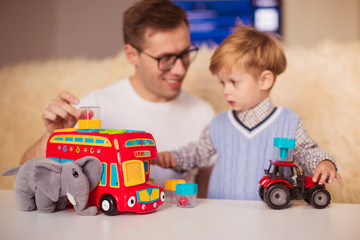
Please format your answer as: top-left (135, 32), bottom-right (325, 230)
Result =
top-left (259, 138), bottom-right (331, 209)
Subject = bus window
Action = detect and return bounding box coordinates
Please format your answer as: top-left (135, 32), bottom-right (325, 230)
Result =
top-left (110, 163), bottom-right (119, 188)
top-left (60, 158), bottom-right (74, 163)
top-left (99, 163), bottom-right (107, 186)
top-left (48, 157), bottom-right (59, 162)
top-left (96, 139), bottom-right (106, 144)
top-left (84, 138), bottom-right (94, 144)
top-left (144, 160), bottom-right (149, 174)
top-left (125, 138), bottom-right (155, 147)
top-left (122, 160), bottom-right (145, 187)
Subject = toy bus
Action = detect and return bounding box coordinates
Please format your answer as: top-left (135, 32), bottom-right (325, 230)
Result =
top-left (46, 128), bottom-right (166, 215)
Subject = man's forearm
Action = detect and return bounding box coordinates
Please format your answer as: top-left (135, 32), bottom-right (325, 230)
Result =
top-left (20, 132), bottom-right (51, 164)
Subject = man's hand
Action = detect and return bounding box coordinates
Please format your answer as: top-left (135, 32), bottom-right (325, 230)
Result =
top-left (42, 91), bottom-right (82, 133)
top-left (153, 151), bottom-right (176, 168)
top-left (313, 160), bottom-right (342, 184)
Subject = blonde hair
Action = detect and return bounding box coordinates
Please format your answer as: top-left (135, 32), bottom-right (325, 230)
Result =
top-left (209, 25), bottom-right (287, 79)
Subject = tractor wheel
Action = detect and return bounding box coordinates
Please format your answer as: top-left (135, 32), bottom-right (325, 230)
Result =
top-left (264, 184), bottom-right (290, 209)
top-left (100, 194), bottom-right (119, 216)
top-left (259, 185), bottom-right (265, 201)
top-left (309, 188), bottom-right (331, 209)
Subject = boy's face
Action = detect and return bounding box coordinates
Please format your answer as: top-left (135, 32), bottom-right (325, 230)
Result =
top-left (131, 22), bottom-right (191, 102)
top-left (217, 65), bottom-right (270, 112)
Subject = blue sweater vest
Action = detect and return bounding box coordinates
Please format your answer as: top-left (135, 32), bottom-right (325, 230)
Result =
top-left (208, 107), bottom-right (299, 200)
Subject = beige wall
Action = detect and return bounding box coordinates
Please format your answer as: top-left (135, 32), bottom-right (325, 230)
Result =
top-left (0, 0), bottom-right (359, 67)
top-left (283, 0), bottom-right (360, 47)
top-left (0, 0), bottom-right (136, 67)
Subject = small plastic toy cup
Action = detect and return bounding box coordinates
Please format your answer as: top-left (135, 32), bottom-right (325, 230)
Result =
top-left (175, 183), bottom-right (198, 208)
top-left (78, 106), bottom-right (101, 129)
top-left (164, 179), bottom-right (186, 204)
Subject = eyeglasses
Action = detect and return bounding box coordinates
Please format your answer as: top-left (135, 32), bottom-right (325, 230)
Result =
top-left (132, 45), bottom-right (199, 71)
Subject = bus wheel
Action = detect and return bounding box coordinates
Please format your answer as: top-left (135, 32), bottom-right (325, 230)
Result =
top-left (100, 194), bottom-right (119, 216)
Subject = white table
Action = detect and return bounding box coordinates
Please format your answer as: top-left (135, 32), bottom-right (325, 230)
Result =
top-left (0, 189), bottom-right (359, 240)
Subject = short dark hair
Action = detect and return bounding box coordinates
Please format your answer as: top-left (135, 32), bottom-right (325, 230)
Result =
top-left (123, 0), bottom-right (189, 48)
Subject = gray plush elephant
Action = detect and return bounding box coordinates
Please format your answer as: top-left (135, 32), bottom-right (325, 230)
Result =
top-left (2, 156), bottom-right (103, 216)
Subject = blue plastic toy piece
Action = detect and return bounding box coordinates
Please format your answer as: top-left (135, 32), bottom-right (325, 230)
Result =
top-left (77, 128), bottom-right (105, 133)
top-left (124, 129), bottom-right (145, 133)
top-left (175, 183), bottom-right (198, 208)
top-left (273, 138), bottom-right (295, 161)
top-left (175, 183), bottom-right (198, 195)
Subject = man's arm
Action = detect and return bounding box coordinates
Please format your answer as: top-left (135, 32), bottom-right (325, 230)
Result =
top-left (20, 91), bottom-right (81, 164)
top-left (20, 132), bottom-right (51, 164)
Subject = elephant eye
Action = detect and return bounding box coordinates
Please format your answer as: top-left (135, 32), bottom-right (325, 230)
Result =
top-left (72, 169), bottom-right (79, 178)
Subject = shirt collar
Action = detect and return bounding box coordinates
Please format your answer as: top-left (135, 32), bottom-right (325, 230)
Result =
top-left (235, 98), bottom-right (275, 129)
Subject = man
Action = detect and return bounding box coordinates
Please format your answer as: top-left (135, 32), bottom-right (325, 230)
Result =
top-left (21, 0), bottom-right (214, 197)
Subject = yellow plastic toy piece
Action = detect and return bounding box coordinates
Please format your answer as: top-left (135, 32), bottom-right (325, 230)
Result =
top-left (164, 179), bottom-right (186, 191)
top-left (53, 128), bottom-right (77, 132)
top-left (78, 119), bottom-right (101, 129)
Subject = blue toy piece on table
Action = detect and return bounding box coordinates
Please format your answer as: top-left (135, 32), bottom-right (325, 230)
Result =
top-left (175, 183), bottom-right (198, 208)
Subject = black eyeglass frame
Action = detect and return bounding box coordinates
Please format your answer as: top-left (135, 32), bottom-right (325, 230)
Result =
top-left (132, 45), bottom-right (199, 71)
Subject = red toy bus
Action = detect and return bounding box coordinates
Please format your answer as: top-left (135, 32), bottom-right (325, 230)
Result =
top-left (46, 128), bottom-right (165, 215)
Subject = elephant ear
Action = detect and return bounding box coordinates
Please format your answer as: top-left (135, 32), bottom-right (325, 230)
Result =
top-left (76, 156), bottom-right (103, 191)
top-left (32, 162), bottom-right (62, 202)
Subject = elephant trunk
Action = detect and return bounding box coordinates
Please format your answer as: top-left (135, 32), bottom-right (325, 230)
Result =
top-left (67, 192), bottom-right (98, 216)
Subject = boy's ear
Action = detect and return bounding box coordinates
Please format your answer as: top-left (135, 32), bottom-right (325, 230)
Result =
top-left (259, 70), bottom-right (275, 90)
top-left (124, 44), bottom-right (139, 66)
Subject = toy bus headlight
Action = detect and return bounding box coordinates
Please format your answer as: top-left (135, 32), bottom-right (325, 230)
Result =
top-left (160, 191), bottom-right (166, 202)
top-left (128, 196), bottom-right (136, 208)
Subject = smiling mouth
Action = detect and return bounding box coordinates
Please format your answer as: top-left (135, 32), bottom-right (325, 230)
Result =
top-left (164, 79), bottom-right (182, 88)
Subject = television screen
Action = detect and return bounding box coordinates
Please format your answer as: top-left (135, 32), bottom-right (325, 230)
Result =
top-left (174, 0), bottom-right (282, 46)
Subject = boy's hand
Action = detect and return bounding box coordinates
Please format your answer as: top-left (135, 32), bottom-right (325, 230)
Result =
top-left (312, 160), bottom-right (342, 184)
top-left (153, 151), bottom-right (176, 168)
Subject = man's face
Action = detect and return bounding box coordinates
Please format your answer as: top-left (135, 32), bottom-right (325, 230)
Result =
top-left (132, 22), bottom-right (191, 102)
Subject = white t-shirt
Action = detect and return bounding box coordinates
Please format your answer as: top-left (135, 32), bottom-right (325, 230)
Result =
top-left (79, 77), bottom-right (215, 186)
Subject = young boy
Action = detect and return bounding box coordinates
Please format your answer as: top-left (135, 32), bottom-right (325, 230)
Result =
top-left (155, 25), bottom-right (341, 200)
